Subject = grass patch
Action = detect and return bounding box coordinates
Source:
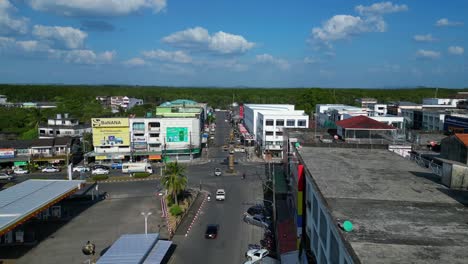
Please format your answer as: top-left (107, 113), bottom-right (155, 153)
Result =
top-left (91, 175), bottom-right (109, 181)
top-left (133, 172), bottom-right (150, 178)
top-left (169, 204), bottom-right (183, 216)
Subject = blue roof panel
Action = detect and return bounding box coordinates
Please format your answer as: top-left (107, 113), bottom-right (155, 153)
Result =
top-left (97, 234), bottom-right (159, 264)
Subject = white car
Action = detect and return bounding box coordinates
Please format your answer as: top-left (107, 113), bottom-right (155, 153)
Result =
top-left (216, 189), bottom-right (225, 201)
top-left (92, 168), bottom-right (109, 175)
top-left (14, 168), bottom-right (29, 174)
top-left (42, 167), bottom-right (60, 173)
top-left (214, 168), bottom-right (222, 176)
top-left (245, 249), bottom-right (269, 262)
top-left (0, 173), bottom-right (14, 181)
top-left (73, 166), bottom-right (90, 172)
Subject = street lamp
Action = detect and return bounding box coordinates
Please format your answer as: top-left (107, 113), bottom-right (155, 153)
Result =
top-left (141, 212), bottom-right (152, 235)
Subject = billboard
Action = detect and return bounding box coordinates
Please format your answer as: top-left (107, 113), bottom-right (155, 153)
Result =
top-left (92, 127), bottom-right (130, 146)
top-left (166, 127), bottom-right (188, 142)
top-left (239, 105), bottom-right (244, 119)
top-left (0, 148), bottom-right (15, 159)
top-left (92, 118), bottom-right (129, 128)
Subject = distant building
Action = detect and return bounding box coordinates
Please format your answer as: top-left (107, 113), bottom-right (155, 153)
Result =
top-left (95, 96), bottom-right (144, 113)
top-left (366, 103), bottom-right (387, 116)
top-left (387, 101), bottom-right (422, 116)
top-left (356, 97), bottom-right (377, 110)
top-left (0, 95), bottom-right (7, 105)
top-left (38, 113), bottom-right (91, 139)
top-left (335, 115), bottom-right (398, 142)
top-left (444, 114), bottom-right (468, 133)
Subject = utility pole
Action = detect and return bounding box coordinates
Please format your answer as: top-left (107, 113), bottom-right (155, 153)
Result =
top-left (141, 212), bottom-right (152, 235)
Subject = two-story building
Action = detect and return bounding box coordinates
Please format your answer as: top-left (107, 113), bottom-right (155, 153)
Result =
top-left (38, 113), bottom-right (91, 139)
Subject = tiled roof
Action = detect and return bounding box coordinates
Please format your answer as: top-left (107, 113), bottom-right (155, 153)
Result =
top-left (336, 115), bottom-right (396, 130)
top-left (455, 133), bottom-right (468, 147)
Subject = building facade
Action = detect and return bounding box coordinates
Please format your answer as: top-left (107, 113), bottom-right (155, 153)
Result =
top-left (38, 113), bottom-right (91, 139)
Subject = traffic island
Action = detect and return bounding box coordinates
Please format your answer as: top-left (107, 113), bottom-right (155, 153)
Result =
top-left (168, 189), bottom-right (205, 238)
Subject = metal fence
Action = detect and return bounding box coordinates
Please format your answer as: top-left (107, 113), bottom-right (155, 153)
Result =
top-left (409, 153), bottom-right (442, 177)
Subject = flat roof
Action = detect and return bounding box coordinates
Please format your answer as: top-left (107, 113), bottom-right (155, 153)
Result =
top-left (97, 233), bottom-right (172, 264)
top-left (0, 180), bottom-right (84, 236)
top-left (299, 146), bottom-right (468, 263)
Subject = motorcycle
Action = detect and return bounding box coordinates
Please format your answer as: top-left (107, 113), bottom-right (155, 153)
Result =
top-left (207, 194), bottom-right (211, 201)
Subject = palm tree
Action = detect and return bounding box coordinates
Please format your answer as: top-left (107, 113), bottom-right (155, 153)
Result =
top-left (161, 162), bottom-right (187, 205)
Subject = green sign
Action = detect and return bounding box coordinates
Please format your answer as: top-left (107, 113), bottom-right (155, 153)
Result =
top-left (14, 161), bottom-right (28, 166)
top-left (166, 127), bottom-right (188, 142)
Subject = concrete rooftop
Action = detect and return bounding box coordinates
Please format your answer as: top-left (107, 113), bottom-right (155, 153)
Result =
top-left (299, 146), bottom-right (468, 264)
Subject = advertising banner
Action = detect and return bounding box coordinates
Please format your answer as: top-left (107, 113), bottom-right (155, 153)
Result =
top-left (92, 118), bottom-right (129, 128)
top-left (239, 105), bottom-right (244, 118)
top-left (92, 127), bottom-right (130, 146)
top-left (133, 142), bottom-right (148, 150)
top-left (0, 148), bottom-right (15, 159)
top-left (166, 127), bottom-right (188, 142)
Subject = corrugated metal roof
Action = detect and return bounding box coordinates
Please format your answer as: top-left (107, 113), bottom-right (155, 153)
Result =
top-left (0, 180), bottom-right (84, 235)
top-left (143, 240), bottom-right (172, 264)
top-left (97, 234), bottom-right (159, 264)
top-left (336, 115), bottom-right (397, 130)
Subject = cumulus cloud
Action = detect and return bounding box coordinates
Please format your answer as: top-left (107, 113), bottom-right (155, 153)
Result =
top-left (355, 1), bottom-right (408, 15)
top-left (310, 2), bottom-right (407, 47)
top-left (123, 58), bottom-right (149, 67)
top-left (435, 18), bottom-right (463, 27)
top-left (448, 46), bottom-right (464, 55)
top-left (33, 25), bottom-right (87, 49)
top-left (142, 49), bottom-right (192, 63)
top-left (413, 34), bottom-right (437, 42)
top-left (51, 49), bottom-right (116, 64)
top-left (0, 37), bottom-right (49, 53)
top-left (0, 0), bottom-right (29, 35)
top-left (25, 0), bottom-right (167, 16)
top-left (416, 49), bottom-right (440, 59)
top-left (256, 54), bottom-right (290, 70)
top-left (162, 27), bottom-right (254, 55)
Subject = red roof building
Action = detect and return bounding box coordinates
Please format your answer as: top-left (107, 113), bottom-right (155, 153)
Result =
top-left (335, 115), bottom-right (397, 142)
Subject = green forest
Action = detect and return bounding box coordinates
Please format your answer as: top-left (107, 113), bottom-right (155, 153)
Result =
top-left (0, 84), bottom-right (465, 139)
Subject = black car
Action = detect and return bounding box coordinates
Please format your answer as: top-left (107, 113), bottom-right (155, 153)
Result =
top-left (205, 224), bottom-right (219, 239)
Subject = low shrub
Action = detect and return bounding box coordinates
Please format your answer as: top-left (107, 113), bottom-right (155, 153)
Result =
top-left (92, 175), bottom-right (109, 181)
top-left (133, 172), bottom-right (150, 178)
top-left (169, 204), bottom-right (183, 216)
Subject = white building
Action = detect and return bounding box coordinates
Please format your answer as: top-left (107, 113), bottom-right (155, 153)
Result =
top-left (422, 110), bottom-right (446, 131)
top-left (0, 95), bottom-right (7, 105)
top-left (316, 105), bottom-right (367, 128)
top-left (356, 98), bottom-right (378, 110)
top-left (367, 103), bottom-right (388, 116)
top-left (369, 115), bottom-right (405, 130)
top-left (244, 104), bottom-right (308, 159)
top-left (38, 113), bottom-right (91, 139)
top-left (423, 98), bottom-right (462, 107)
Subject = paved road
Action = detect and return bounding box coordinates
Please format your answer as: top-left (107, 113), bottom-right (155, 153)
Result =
top-left (168, 110), bottom-right (267, 264)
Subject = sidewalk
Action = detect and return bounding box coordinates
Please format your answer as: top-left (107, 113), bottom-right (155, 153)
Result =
top-left (174, 191), bottom-right (205, 236)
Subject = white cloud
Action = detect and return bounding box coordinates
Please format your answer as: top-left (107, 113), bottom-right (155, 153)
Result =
top-left (448, 46), bottom-right (464, 55)
top-left (416, 49), bottom-right (440, 59)
top-left (25, 0), bottom-right (166, 16)
top-left (413, 34), bottom-right (437, 42)
top-left (142, 49), bottom-right (192, 63)
top-left (435, 18), bottom-right (463, 27)
top-left (0, 0), bottom-right (29, 35)
top-left (304, 57), bottom-right (320, 64)
top-left (355, 2), bottom-right (408, 15)
top-left (256, 54), bottom-right (290, 70)
top-left (0, 37), bottom-right (49, 53)
top-left (123, 57), bottom-right (148, 67)
top-left (162, 27), bottom-right (254, 55)
top-left (311, 2), bottom-right (407, 47)
top-left (33, 25), bottom-right (87, 49)
top-left (49, 49), bottom-right (116, 64)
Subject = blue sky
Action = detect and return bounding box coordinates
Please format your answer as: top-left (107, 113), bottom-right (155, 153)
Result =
top-left (0, 0), bottom-right (466, 88)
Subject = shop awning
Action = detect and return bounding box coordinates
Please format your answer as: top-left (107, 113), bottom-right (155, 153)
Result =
top-left (149, 155), bottom-right (162, 160)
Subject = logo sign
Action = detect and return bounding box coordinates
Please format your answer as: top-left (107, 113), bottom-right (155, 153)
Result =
top-left (0, 148), bottom-right (15, 159)
top-left (166, 127), bottom-right (188, 142)
top-left (92, 118), bottom-right (129, 128)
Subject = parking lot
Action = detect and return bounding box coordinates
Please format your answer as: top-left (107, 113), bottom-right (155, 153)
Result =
top-left (1, 180), bottom-right (167, 264)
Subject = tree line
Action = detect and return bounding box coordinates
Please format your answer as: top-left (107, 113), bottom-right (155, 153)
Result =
top-left (0, 84), bottom-right (464, 139)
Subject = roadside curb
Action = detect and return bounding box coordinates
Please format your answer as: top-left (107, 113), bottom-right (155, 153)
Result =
top-left (90, 177), bottom-right (160, 184)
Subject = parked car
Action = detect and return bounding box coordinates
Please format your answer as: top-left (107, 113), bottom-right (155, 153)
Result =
top-left (111, 162), bottom-right (123, 169)
top-left (215, 189), bottom-right (225, 201)
top-left (205, 224), bottom-right (219, 239)
top-left (0, 173), bottom-right (14, 181)
top-left (14, 168), bottom-right (29, 174)
top-left (243, 214), bottom-right (270, 229)
top-left (247, 205), bottom-right (271, 218)
top-left (42, 167), bottom-right (60, 173)
top-left (245, 249), bottom-right (269, 263)
top-left (92, 165), bottom-right (110, 171)
top-left (73, 166), bottom-right (90, 172)
top-left (92, 168), bottom-right (109, 175)
top-left (214, 168), bottom-right (222, 176)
